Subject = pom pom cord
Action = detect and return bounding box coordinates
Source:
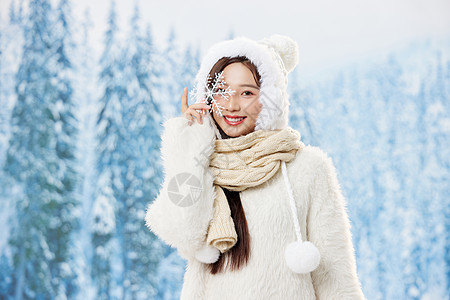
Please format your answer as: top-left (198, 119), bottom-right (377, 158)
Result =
top-left (281, 160), bottom-right (302, 242)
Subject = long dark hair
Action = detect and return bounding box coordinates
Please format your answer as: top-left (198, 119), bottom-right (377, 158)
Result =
top-left (206, 56), bottom-right (261, 274)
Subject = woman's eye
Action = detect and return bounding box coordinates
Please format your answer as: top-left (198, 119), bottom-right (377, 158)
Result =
top-left (243, 91), bottom-right (253, 96)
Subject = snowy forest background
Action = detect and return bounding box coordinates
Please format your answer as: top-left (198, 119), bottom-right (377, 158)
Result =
top-left (0, 0), bottom-right (449, 299)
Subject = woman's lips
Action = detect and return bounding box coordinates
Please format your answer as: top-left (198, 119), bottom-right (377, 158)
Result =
top-left (223, 115), bottom-right (246, 126)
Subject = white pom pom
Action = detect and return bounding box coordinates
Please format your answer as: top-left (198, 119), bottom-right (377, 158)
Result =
top-left (285, 241), bottom-right (320, 274)
top-left (195, 245), bottom-right (220, 264)
top-left (266, 34), bottom-right (299, 73)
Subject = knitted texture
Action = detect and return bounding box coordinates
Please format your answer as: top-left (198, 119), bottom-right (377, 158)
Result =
top-left (206, 127), bottom-right (305, 253)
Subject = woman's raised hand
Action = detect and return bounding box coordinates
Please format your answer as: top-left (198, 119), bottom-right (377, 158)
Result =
top-left (181, 87), bottom-right (211, 125)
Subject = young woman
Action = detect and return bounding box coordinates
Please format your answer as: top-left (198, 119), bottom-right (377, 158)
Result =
top-left (146, 35), bottom-right (366, 299)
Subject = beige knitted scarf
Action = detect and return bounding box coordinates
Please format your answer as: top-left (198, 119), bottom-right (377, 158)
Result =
top-left (206, 127), bottom-right (304, 253)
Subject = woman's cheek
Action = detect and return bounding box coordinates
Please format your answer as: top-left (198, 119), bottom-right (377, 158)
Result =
top-left (245, 97), bottom-right (262, 116)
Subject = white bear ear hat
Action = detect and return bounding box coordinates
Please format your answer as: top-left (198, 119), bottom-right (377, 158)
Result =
top-left (193, 34), bottom-right (298, 135)
top-left (193, 34), bottom-right (321, 274)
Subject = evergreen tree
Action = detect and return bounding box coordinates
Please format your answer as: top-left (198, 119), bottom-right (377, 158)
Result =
top-left (114, 4), bottom-right (165, 298)
top-left (0, 7), bottom-right (24, 300)
top-left (91, 0), bottom-right (123, 298)
top-left (71, 7), bottom-right (98, 299)
top-left (3, 0), bottom-right (79, 298)
top-left (0, 253), bottom-right (13, 297)
top-left (1, 0), bottom-right (24, 162)
top-left (53, 0), bottom-right (80, 297)
top-left (8, 0), bottom-right (16, 24)
top-left (156, 26), bottom-right (182, 119)
top-left (8, 0), bottom-right (25, 25)
top-left (416, 50), bottom-right (450, 298)
top-left (0, 17), bottom-right (8, 160)
top-left (179, 44), bottom-right (200, 97)
top-left (287, 68), bottom-right (320, 146)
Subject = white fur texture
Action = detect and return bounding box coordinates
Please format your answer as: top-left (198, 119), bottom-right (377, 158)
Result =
top-left (259, 34), bottom-right (299, 73)
top-left (193, 35), bottom-right (298, 134)
top-left (145, 118), bottom-right (367, 300)
top-left (194, 245), bottom-right (220, 264)
top-left (145, 115), bottom-right (217, 261)
top-left (285, 241), bottom-right (321, 274)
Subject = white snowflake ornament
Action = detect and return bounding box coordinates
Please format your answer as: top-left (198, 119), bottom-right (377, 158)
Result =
top-left (190, 71), bottom-right (235, 117)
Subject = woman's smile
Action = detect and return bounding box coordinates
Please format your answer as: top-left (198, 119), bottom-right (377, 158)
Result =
top-left (223, 115), bottom-right (247, 125)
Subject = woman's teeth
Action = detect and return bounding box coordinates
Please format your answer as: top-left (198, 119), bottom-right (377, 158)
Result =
top-left (224, 116), bottom-right (245, 122)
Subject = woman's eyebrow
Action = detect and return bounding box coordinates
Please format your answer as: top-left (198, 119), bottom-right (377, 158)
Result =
top-left (220, 83), bottom-right (259, 90)
top-left (221, 83), bottom-right (259, 90)
top-left (239, 84), bottom-right (260, 89)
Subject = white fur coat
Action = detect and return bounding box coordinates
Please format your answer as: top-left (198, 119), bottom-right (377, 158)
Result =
top-left (145, 116), bottom-right (366, 299)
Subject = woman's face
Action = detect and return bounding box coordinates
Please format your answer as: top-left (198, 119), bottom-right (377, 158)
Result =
top-left (211, 62), bottom-right (262, 137)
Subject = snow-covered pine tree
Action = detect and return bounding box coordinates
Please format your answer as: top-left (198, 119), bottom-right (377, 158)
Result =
top-left (155, 26), bottom-right (183, 120)
top-left (379, 54), bottom-right (427, 300)
top-left (0, 5), bottom-right (25, 299)
top-left (339, 66), bottom-right (379, 299)
top-left (91, 0), bottom-right (123, 298)
top-left (179, 44), bottom-right (200, 97)
top-left (0, 253), bottom-right (12, 297)
top-left (441, 52), bottom-right (450, 300)
top-left (7, 0), bottom-right (16, 24)
top-left (299, 41), bottom-right (450, 299)
top-left (52, 0), bottom-right (81, 297)
top-left (1, 0), bottom-right (25, 167)
top-left (0, 20), bottom-right (12, 300)
top-left (413, 49), bottom-right (450, 298)
top-left (0, 15), bottom-right (9, 170)
top-left (8, 0), bottom-right (24, 25)
top-left (113, 3), bottom-right (164, 299)
top-left (357, 55), bottom-right (402, 300)
top-left (3, 0), bottom-right (79, 298)
top-left (154, 250), bottom-right (186, 300)
top-left (71, 7), bottom-right (98, 299)
top-left (287, 68), bottom-right (320, 146)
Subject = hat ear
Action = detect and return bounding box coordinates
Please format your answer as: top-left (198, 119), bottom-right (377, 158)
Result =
top-left (264, 34), bottom-right (299, 73)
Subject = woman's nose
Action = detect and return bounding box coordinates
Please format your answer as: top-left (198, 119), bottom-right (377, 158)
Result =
top-left (227, 95), bottom-right (240, 111)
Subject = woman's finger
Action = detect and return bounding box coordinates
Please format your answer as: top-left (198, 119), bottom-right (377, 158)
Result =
top-left (183, 111), bottom-right (193, 125)
top-left (181, 87), bottom-right (189, 114)
top-left (192, 103), bottom-right (211, 118)
top-left (189, 103), bottom-right (211, 110)
top-left (188, 108), bottom-right (203, 124)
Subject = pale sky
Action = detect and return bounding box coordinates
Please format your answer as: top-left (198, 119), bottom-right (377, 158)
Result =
top-left (1, 0), bottom-right (450, 80)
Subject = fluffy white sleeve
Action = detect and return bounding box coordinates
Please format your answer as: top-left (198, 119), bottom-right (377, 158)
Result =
top-left (145, 115), bottom-right (217, 261)
top-left (307, 151), bottom-right (366, 299)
